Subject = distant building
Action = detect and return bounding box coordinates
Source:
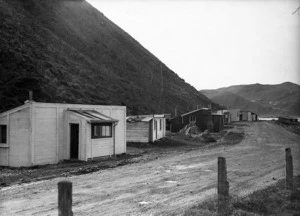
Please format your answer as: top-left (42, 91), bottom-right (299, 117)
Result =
top-left (212, 113), bottom-right (224, 132)
top-left (278, 116), bottom-right (299, 125)
top-left (240, 111), bottom-right (252, 121)
top-left (216, 110), bottom-right (231, 124)
top-left (239, 111), bottom-right (258, 121)
top-left (251, 112), bottom-right (258, 121)
top-left (0, 102), bottom-right (126, 167)
top-left (164, 113), bottom-right (172, 131)
top-left (228, 109), bottom-right (240, 122)
top-left (170, 108), bottom-right (213, 133)
top-left (126, 114), bottom-right (167, 143)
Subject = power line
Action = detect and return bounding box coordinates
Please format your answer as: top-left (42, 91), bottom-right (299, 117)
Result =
top-left (292, 6), bottom-right (300, 15)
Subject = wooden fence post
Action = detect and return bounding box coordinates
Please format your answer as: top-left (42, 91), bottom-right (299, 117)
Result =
top-left (217, 157), bottom-right (229, 216)
top-left (58, 181), bottom-right (73, 216)
top-left (285, 148), bottom-right (293, 190)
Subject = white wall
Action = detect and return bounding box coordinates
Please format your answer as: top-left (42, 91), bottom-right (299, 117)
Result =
top-left (0, 102), bottom-right (126, 166)
top-left (126, 122), bottom-right (150, 143)
top-left (9, 108), bottom-right (31, 167)
top-left (0, 150), bottom-right (8, 166)
top-left (248, 112), bottom-right (252, 121)
top-left (111, 108), bottom-right (126, 154)
top-left (33, 107), bottom-right (58, 165)
top-left (66, 106), bottom-right (126, 160)
top-left (229, 109), bottom-right (240, 122)
top-left (151, 118), bottom-right (166, 142)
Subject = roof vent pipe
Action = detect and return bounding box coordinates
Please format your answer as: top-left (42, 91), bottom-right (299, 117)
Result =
top-left (29, 90), bottom-right (33, 101)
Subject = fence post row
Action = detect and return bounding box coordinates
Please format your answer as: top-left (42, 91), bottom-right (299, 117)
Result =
top-left (285, 148), bottom-right (293, 190)
top-left (58, 181), bottom-right (73, 216)
top-left (217, 157), bottom-right (229, 216)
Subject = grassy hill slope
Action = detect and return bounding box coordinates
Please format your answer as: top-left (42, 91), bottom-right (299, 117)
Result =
top-left (200, 82), bottom-right (300, 116)
top-left (0, 0), bottom-right (219, 115)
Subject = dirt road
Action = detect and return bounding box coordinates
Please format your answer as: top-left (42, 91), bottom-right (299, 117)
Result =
top-left (1, 122), bottom-right (300, 215)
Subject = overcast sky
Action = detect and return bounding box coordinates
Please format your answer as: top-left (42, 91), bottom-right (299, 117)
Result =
top-left (87, 0), bottom-right (300, 90)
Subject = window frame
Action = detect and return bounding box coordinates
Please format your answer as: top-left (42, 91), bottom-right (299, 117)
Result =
top-left (91, 123), bottom-right (113, 139)
top-left (0, 124), bottom-right (7, 144)
top-left (160, 119), bottom-right (162, 130)
top-left (189, 116), bottom-right (196, 123)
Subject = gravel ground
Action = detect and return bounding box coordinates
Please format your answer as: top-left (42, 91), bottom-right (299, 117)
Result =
top-left (1, 122), bottom-right (298, 215)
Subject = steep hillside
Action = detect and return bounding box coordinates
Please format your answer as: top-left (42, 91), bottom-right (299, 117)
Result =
top-left (0, 0), bottom-right (219, 115)
top-left (200, 82), bottom-right (300, 116)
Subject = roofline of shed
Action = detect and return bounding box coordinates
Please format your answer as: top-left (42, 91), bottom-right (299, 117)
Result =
top-left (68, 110), bottom-right (119, 123)
top-left (0, 101), bottom-right (127, 117)
top-left (0, 102), bottom-right (32, 117)
top-left (181, 108), bottom-right (210, 117)
top-left (32, 102), bottom-right (126, 109)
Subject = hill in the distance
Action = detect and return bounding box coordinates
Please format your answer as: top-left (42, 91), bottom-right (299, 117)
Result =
top-left (0, 0), bottom-right (220, 115)
top-left (200, 82), bottom-right (300, 117)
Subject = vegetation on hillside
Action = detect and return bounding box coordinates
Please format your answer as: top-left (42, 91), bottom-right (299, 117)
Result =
top-left (0, 0), bottom-right (221, 115)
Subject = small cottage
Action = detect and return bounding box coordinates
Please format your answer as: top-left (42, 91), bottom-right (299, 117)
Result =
top-left (228, 109), bottom-right (240, 122)
top-left (216, 110), bottom-right (231, 124)
top-left (251, 112), bottom-right (258, 121)
top-left (240, 111), bottom-right (252, 121)
top-left (170, 108), bottom-right (212, 132)
top-left (126, 114), bottom-right (166, 143)
top-left (0, 101), bottom-right (126, 167)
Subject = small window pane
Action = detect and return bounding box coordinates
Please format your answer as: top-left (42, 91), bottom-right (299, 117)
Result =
top-left (0, 125), bottom-right (7, 143)
top-left (189, 116), bottom-right (196, 123)
top-left (91, 123), bottom-right (112, 138)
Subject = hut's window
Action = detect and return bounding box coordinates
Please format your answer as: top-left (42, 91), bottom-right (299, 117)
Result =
top-left (91, 123), bottom-right (112, 138)
top-left (0, 125), bottom-right (7, 143)
top-left (189, 116), bottom-right (196, 123)
top-left (160, 119), bottom-right (162, 130)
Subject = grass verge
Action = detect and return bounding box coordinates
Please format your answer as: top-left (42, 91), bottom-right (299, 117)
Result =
top-left (184, 176), bottom-right (300, 216)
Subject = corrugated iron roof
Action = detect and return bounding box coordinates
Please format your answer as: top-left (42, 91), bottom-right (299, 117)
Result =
top-left (181, 108), bottom-right (210, 117)
top-left (69, 110), bottom-right (118, 123)
top-left (127, 115), bottom-right (153, 122)
top-left (141, 117), bottom-right (153, 122)
top-left (212, 113), bottom-right (224, 116)
top-left (126, 114), bottom-right (166, 122)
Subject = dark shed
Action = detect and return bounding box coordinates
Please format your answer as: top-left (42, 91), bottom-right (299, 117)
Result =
top-left (278, 116), bottom-right (299, 125)
top-left (170, 108), bottom-right (212, 132)
top-left (212, 113), bottom-right (224, 132)
top-left (251, 112), bottom-right (258, 121)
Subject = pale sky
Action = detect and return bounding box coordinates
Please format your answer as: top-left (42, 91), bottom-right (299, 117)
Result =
top-left (87, 0), bottom-right (300, 90)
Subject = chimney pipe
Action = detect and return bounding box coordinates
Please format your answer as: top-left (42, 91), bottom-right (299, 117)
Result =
top-left (29, 90), bottom-right (33, 101)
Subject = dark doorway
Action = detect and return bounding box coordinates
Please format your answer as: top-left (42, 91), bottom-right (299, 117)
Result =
top-left (70, 124), bottom-right (79, 159)
top-left (239, 114), bottom-right (243, 121)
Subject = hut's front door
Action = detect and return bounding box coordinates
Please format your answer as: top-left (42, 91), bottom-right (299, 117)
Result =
top-left (70, 124), bottom-right (79, 159)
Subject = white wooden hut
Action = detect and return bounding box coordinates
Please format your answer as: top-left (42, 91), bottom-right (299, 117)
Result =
top-left (0, 101), bottom-right (126, 167)
top-left (228, 109), bottom-right (240, 122)
top-left (126, 115), bottom-right (166, 143)
top-left (240, 111), bottom-right (252, 121)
